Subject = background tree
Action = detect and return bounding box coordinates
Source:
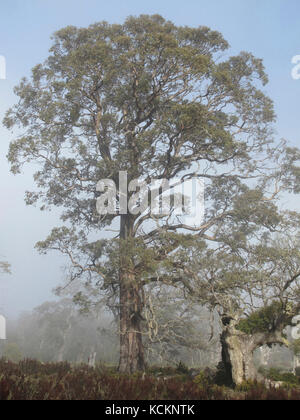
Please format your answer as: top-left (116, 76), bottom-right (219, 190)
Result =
top-left (143, 285), bottom-right (220, 367)
top-left (4, 15), bottom-right (299, 372)
top-left (181, 215), bottom-right (300, 385)
top-left (5, 296), bottom-right (217, 367)
top-left (6, 299), bottom-right (119, 364)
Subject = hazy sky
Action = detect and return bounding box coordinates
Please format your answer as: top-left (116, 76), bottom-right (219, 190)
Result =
top-left (1, 0), bottom-right (300, 317)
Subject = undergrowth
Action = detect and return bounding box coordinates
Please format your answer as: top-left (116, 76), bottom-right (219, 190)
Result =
top-left (0, 359), bottom-right (300, 400)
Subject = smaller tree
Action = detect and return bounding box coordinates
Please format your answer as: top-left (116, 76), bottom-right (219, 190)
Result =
top-left (143, 285), bottom-right (219, 367)
top-left (11, 299), bottom-right (119, 364)
top-left (179, 212), bottom-right (300, 385)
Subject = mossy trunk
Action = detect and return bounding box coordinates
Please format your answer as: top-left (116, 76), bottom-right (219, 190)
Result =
top-left (118, 215), bottom-right (146, 373)
top-left (221, 328), bottom-right (258, 386)
top-left (221, 318), bottom-right (288, 386)
top-left (119, 279), bottom-right (145, 373)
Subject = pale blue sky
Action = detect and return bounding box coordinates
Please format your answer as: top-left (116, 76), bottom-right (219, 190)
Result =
top-left (1, 0), bottom-right (300, 317)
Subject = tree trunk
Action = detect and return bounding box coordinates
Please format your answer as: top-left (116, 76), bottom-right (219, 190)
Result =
top-left (221, 327), bottom-right (258, 386)
top-left (57, 346), bottom-right (65, 363)
top-left (119, 279), bottom-right (145, 373)
top-left (118, 215), bottom-right (146, 373)
top-left (57, 313), bottom-right (73, 362)
top-left (221, 318), bottom-right (288, 386)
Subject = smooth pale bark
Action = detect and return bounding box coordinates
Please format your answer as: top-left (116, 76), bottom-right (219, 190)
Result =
top-left (57, 346), bottom-right (65, 363)
top-left (118, 215), bottom-right (146, 373)
top-left (88, 349), bottom-right (97, 368)
top-left (221, 318), bottom-right (289, 385)
top-left (57, 312), bottom-right (73, 363)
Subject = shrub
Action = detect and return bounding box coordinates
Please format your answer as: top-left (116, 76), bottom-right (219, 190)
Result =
top-left (194, 371), bottom-right (213, 388)
top-left (236, 380), bottom-right (265, 393)
top-left (267, 368), bottom-right (299, 386)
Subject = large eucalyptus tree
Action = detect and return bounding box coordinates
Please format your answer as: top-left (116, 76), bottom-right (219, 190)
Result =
top-left (4, 15), bottom-right (296, 372)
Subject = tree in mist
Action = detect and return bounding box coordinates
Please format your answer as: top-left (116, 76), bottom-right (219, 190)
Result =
top-left (143, 286), bottom-right (220, 367)
top-left (4, 15), bottom-right (300, 372)
top-left (181, 218), bottom-right (300, 385)
top-left (6, 299), bottom-right (118, 364)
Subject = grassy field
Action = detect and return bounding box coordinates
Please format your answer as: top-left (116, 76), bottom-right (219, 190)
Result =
top-left (0, 359), bottom-right (300, 400)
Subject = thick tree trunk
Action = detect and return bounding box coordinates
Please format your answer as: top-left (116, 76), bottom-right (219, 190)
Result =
top-left (118, 215), bottom-right (146, 373)
top-left (221, 318), bottom-right (288, 386)
top-left (119, 279), bottom-right (145, 373)
top-left (221, 328), bottom-right (258, 386)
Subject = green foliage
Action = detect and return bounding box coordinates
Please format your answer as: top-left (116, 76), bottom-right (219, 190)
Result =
top-left (293, 339), bottom-right (300, 356)
top-left (237, 302), bottom-right (293, 335)
top-left (236, 380), bottom-right (264, 393)
top-left (194, 371), bottom-right (212, 388)
top-left (267, 368), bottom-right (299, 386)
top-left (3, 13), bottom-right (300, 372)
top-left (3, 14), bottom-right (281, 299)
